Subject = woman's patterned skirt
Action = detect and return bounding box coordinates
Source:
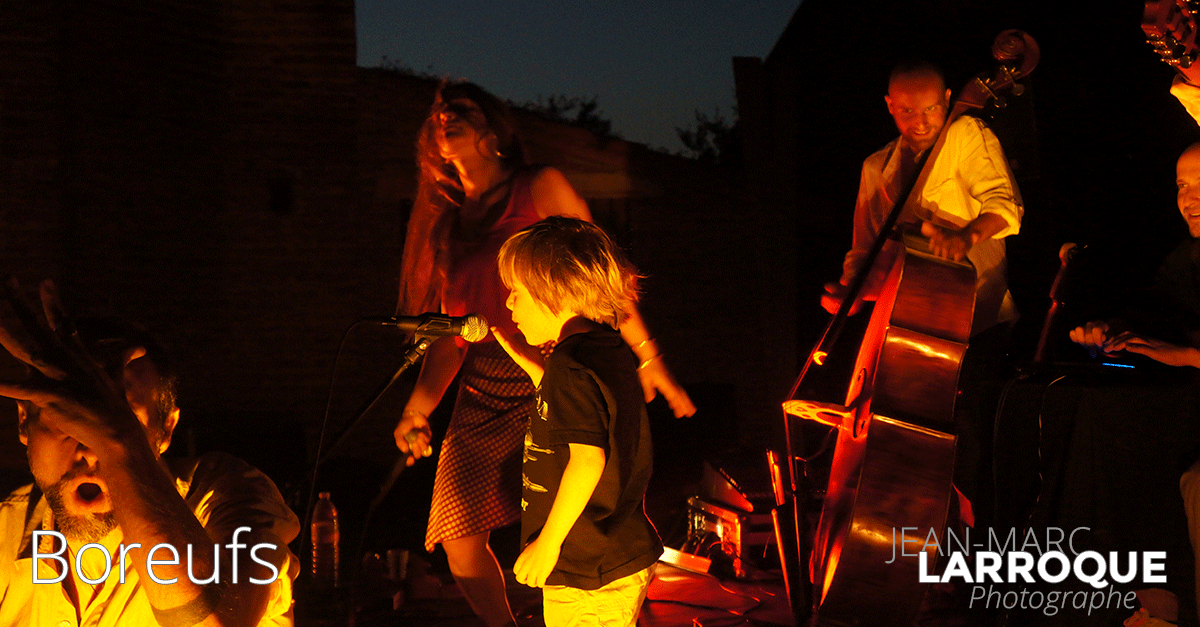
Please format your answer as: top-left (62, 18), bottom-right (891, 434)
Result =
top-left (425, 341), bottom-right (534, 551)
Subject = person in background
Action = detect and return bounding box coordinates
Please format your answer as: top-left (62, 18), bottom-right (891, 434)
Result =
top-left (1071, 142), bottom-right (1200, 627)
top-left (392, 81), bottom-right (693, 627)
top-left (0, 281), bottom-right (299, 627)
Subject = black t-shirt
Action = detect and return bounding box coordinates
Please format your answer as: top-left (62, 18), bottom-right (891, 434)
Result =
top-left (520, 325), bottom-right (662, 590)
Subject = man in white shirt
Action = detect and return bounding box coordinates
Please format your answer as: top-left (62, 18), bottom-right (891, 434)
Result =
top-left (822, 61), bottom-right (1024, 336)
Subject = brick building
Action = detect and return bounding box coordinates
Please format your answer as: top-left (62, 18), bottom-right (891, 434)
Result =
top-left (0, 1), bottom-right (797, 486)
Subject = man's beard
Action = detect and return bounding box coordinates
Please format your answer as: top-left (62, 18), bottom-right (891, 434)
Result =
top-left (40, 466), bottom-right (117, 543)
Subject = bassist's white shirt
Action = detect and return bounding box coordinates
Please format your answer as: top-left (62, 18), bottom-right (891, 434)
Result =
top-left (843, 115), bottom-right (1024, 335)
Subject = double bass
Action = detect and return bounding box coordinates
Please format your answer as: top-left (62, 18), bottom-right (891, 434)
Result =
top-left (781, 31), bottom-right (1039, 626)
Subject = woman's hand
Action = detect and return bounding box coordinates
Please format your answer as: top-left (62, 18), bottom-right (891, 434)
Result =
top-left (394, 410), bottom-right (433, 465)
top-left (637, 356), bottom-right (696, 418)
top-left (394, 336), bottom-right (469, 465)
top-left (491, 326), bottom-right (546, 386)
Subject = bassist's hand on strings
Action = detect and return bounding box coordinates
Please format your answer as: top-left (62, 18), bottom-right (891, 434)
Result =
top-left (821, 263), bottom-right (890, 316)
top-left (822, 241), bottom-right (902, 317)
top-left (920, 221), bottom-right (973, 262)
top-left (821, 280), bottom-right (865, 316)
top-left (920, 212), bottom-right (1010, 263)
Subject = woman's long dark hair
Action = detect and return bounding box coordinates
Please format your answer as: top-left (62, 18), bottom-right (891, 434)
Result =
top-left (397, 81), bottom-right (527, 316)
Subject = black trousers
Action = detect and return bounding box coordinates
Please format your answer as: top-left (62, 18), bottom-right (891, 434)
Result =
top-left (953, 321), bottom-right (1014, 529)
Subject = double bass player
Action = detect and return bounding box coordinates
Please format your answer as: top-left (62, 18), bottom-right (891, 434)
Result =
top-left (821, 60), bottom-right (1025, 526)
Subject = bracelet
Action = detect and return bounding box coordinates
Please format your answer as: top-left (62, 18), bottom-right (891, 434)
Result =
top-left (402, 409), bottom-right (428, 420)
top-left (637, 354), bottom-right (662, 370)
top-left (632, 338), bottom-right (659, 362)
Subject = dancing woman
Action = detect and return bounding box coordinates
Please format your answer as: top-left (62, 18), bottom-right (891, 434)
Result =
top-left (393, 81), bottom-right (695, 626)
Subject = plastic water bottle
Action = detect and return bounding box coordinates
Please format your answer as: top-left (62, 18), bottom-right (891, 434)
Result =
top-left (311, 492), bottom-right (340, 588)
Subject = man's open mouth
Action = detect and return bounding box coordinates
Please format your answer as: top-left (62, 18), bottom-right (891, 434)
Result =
top-left (76, 482), bottom-right (102, 503)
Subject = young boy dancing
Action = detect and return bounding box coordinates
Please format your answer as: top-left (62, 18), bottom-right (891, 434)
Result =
top-left (492, 216), bottom-right (663, 626)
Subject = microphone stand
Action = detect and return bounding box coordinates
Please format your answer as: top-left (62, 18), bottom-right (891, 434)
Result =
top-left (320, 334), bottom-right (433, 465)
top-left (293, 331), bottom-right (436, 589)
top-left (346, 334), bottom-right (435, 581)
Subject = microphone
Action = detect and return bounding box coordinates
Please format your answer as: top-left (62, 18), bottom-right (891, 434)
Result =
top-left (373, 312), bottom-right (489, 342)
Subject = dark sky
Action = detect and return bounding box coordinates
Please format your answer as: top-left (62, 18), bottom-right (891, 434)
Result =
top-left (355, 0), bottom-right (799, 152)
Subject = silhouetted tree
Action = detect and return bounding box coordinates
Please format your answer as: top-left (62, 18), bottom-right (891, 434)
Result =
top-left (519, 95), bottom-right (616, 138)
top-left (676, 108), bottom-right (741, 167)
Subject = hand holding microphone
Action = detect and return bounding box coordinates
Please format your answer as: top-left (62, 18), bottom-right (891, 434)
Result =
top-left (394, 409), bottom-right (433, 465)
top-left (383, 312), bottom-right (488, 463)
